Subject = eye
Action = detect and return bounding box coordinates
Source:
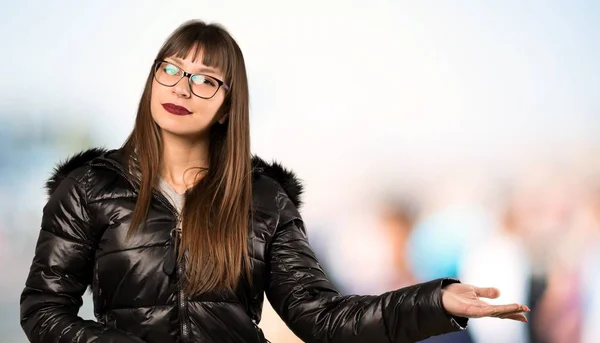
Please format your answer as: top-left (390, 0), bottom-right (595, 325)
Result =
top-left (164, 64), bottom-right (179, 75)
top-left (191, 75), bottom-right (217, 87)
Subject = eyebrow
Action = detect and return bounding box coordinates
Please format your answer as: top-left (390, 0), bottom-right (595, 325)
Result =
top-left (170, 57), bottom-right (219, 75)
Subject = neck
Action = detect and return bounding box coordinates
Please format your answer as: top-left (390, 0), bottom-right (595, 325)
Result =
top-left (159, 130), bottom-right (209, 192)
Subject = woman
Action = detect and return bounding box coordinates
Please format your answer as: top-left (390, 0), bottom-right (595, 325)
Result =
top-left (19, 20), bottom-right (529, 343)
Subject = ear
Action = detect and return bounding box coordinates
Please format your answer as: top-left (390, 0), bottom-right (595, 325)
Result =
top-left (218, 113), bottom-right (229, 124)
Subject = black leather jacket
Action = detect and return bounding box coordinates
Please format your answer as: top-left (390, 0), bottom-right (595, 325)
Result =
top-left (20, 148), bottom-right (467, 343)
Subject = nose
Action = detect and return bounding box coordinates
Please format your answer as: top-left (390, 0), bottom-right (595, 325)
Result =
top-left (172, 77), bottom-right (191, 98)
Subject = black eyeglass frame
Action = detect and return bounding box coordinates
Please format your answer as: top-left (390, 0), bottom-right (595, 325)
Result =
top-left (152, 59), bottom-right (230, 99)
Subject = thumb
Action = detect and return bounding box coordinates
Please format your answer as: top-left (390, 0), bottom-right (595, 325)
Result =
top-left (475, 287), bottom-right (500, 299)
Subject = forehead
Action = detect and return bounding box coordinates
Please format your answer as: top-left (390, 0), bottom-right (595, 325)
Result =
top-left (164, 43), bottom-right (229, 78)
top-left (165, 55), bottom-right (222, 76)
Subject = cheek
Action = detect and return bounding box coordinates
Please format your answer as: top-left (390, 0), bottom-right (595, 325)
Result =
top-left (191, 96), bottom-right (225, 117)
top-left (150, 101), bottom-right (161, 122)
top-left (151, 81), bottom-right (167, 100)
top-left (150, 86), bottom-right (157, 102)
top-left (150, 83), bottom-right (171, 118)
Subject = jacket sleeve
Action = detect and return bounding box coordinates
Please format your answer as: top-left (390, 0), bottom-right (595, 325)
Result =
top-left (20, 168), bottom-right (145, 343)
top-left (265, 192), bottom-right (468, 343)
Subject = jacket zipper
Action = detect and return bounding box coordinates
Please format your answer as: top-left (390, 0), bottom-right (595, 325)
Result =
top-left (178, 250), bottom-right (190, 342)
top-left (91, 159), bottom-right (190, 342)
top-left (173, 215), bottom-right (190, 343)
top-left (253, 319), bottom-right (267, 343)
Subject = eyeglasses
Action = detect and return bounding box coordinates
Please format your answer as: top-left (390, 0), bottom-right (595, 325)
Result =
top-left (152, 60), bottom-right (230, 99)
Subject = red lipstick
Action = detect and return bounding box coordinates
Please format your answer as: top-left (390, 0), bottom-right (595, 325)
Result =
top-left (162, 103), bottom-right (192, 115)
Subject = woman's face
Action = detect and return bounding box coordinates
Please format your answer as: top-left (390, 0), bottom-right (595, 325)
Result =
top-left (150, 51), bottom-right (228, 138)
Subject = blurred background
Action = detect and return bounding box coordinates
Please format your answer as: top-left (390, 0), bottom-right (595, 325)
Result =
top-left (1, 0), bottom-right (599, 342)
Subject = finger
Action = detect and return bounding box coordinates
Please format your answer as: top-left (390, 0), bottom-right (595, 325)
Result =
top-left (500, 313), bottom-right (528, 323)
top-left (485, 303), bottom-right (529, 317)
top-left (474, 287), bottom-right (500, 299)
top-left (498, 304), bottom-right (531, 314)
top-left (494, 307), bottom-right (529, 317)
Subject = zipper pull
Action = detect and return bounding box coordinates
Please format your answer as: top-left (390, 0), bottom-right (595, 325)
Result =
top-left (163, 227), bottom-right (181, 277)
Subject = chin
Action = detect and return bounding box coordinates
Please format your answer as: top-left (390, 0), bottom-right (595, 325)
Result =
top-left (158, 121), bottom-right (207, 137)
top-left (156, 120), bottom-right (211, 139)
top-left (151, 106), bottom-right (215, 138)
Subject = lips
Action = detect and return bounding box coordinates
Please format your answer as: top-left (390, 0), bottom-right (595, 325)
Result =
top-left (162, 103), bottom-right (192, 115)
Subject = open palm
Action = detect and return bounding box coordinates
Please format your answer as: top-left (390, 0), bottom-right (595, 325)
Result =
top-left (442, 283), bottom-right (530, 322)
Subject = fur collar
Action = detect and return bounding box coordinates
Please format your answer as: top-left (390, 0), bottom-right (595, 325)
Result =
top-left (45, 148), bottom-right (303, 208)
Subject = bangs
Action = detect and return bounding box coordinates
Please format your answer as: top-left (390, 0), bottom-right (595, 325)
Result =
top-left (159, 24), bottom-right (232, 81)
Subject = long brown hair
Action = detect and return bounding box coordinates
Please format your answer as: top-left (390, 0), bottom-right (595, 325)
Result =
top-left (122, 20), bottom-right (252, 296)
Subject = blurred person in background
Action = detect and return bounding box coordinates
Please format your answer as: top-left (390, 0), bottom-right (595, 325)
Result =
top-left (321, 195), bottom-right (421, 296)
top-left (407, 204), bottom-right (486, 343)
top-left (374, 196), bottom-right (476, 343)
top-left (459, 165), bottom-right (588, 343)
top-left (534, 175), bottom-right (600, 343)
top-left (19, 20), bottom-right (530, 343)
top-left (512, 167), bottom-right (581, 343)
top-left (458, 184), bottom-right (534, 343)
top-left (377, 196), bottom-right (421, 290)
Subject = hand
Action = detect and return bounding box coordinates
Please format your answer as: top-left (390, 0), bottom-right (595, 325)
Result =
top-left (442, 283), bottom-right (530, 322)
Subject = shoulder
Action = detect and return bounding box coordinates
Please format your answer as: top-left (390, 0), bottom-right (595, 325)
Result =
top-left (251, 155), bottom-right (304, 224)
top-left (251, 156), bottom-right (303, 208)
top-left (45, 147), bottom-right (118, 199)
